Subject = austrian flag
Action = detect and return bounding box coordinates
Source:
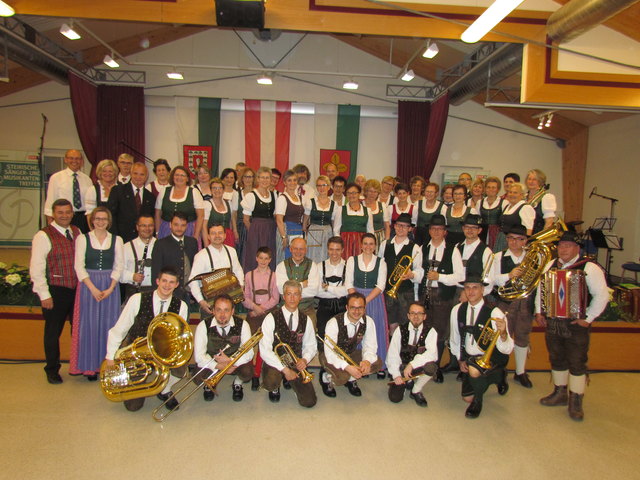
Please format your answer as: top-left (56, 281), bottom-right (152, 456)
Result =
top-left (244, 100), bottom-right (292, 173)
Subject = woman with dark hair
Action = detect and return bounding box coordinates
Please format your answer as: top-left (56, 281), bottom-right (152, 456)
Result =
top-left (154, 165), bottom-right (204, 241)
top-left (333, 182), bottom-right (373, 259)
top-left (441, 184), bottom-right (454, 207)
top-left (235, 166), bottom-right (255, 262)
top-left (387, 183), bottom-right (413, 235)
top-left (220, 167), bottom-right (239, 204)
top-left (304, 174), bottom-right (336, 262)
top-left (409, 175), bottom-right (426, 205)
top-left (69, 206), bottom-right (123, 380)
top-left (275, 169), bottom-right (304, 262)
top-left (203, 177), bottom-right (237, 247)
top-left (345, 233), bottom-right (389, 379)
top-left (146, 158), bottom-right (171, 199)
top-left (193, 162), bottom-right (212, 201)
top-left (445, 184), bottom-right (477, 245)
top-left (414, 182), bottom-right (447, 246)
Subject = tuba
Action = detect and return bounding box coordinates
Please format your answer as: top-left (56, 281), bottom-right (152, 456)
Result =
top-left (387, 254), bottom-right (415, 299)
top-left (275, 333), bottom-right (314, 383)
top-left (100, 312), bottom-right (193, 402)
top-left (497, 218), bottom-right (567, 301)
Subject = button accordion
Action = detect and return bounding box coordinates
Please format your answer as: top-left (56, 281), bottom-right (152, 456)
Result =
top-left (541, 268), bottom-right (587, 319)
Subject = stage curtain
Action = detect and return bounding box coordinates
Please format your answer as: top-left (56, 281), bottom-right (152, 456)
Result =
top-left (97, 85), bottom-right (145, 166)
top-left (396, 94), bottom-right (449, 182)
top-left (68, 73), bottom-right (98, 176)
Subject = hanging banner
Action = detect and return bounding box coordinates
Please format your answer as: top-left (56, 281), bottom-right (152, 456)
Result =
top-left (320, 149), bottom-right (351, 180)
top-left (183, 145), bottom-right (213, 179)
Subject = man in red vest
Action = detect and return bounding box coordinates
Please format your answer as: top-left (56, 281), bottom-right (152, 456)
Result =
top-left (30, 199), bottom-right (81, 384)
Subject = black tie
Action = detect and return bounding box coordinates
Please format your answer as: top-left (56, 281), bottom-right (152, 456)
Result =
top-left (72, 172), bottom-right (81, 209)
top-left (470, 306), bottom-right (475, 325)
top-left (65, 229), bottom-right (72, 241)
top-left (222, 326), bottom-right (228, 337)
top-left (288, 313), bottom-right (294, 330)
top-left (135, 188), bottom-right (142, 212)
top-left (412, 327), bottom-right (419, 346)
top-left (159, 300), bottom-right (166, 313)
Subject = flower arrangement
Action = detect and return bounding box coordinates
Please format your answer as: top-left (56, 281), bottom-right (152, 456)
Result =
top-left (0, 262), bottom-right (38, 306)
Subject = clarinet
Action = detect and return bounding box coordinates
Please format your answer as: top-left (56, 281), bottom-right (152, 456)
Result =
top-left (423, 254), bottom-right (437, 309)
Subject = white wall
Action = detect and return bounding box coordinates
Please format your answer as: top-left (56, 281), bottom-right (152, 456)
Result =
top-left (582, 115), bottom-right (640, 276)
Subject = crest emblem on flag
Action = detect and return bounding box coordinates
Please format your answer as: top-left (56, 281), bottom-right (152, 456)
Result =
top-left (320, 149), bottom-right (351, 179)
top-left (183, 145), bottom-right (213, 179)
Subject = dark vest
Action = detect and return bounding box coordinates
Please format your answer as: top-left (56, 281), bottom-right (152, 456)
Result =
top-left (252, 191), bottom-right (276, 219)
top-left (335, 312), bottom-right (367, 355)
top-left (353, 256), bottom-right (381, 290)
top-left (205, 316), bottom-right (244, 357)
top-left (126, 292), bottom-right (182, 343)
top-left (160, 186), bottom-right (197, 222)
top-left (340, 205), bottom-right (369, 233)
top-left (43, 225), bottom-right (80, 289)
top-left (371, 202), bottom-right (385, 231)
top-left (94, 183), bottom-right (108, 208)
top-left (456, 303), bottom-right (509, 366)
top-left (84, 233), bottom-right (116, 270)
top-left (207, 199), bottom-right (232, 229)
top-left (420, 242), bottom-right (456, 301)
top-left (309, 199), bottom-right (334, 226)
top-left (283, 194), bottom-right (304, 224)
top-left (398, 323), bottom-right (430, 365)
top-left (500, 203), bottom-right (526, 233)
top-left (533, 198), bottom-right (546, 234)
top-left (384, 240), bottom-right (415, 293)
top-left (271, 308), bottom-right (308, 357)
top-left (457, 241), bottom-right (487, 278)
top-left (284, 257), bottom-right (312, 283)
top-left (479, 199), bottom-right (502, 226)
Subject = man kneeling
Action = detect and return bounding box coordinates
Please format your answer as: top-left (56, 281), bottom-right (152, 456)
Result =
top-left (193, 294), bottom-right (254, 403)
top-left (386, 302), bottom-right (438, 408)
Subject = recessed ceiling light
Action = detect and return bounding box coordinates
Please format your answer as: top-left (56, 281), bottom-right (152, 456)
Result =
top-left (167, 71), bottom-right (184, 80)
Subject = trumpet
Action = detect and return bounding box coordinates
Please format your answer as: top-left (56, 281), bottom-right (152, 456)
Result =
top-left (387, 254), bottom-right (415, 299)
top-left (467, 315), bottom-right (507, 373)
top-left (152, 329), bottom-right (263, 422)
top-left (316, 334), bottom-right (360, 369)
top-left (274, 333), bottom-right (314, 383)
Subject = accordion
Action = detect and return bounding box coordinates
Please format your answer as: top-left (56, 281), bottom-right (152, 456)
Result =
top-left (200, 268), bottom-right (244, 305)
top-left (541, 268), bottom-right (587, 319)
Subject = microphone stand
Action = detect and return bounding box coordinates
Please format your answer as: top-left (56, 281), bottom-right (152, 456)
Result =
top-left (37, 114), bottom-right (48, 229)
top-left (119, 140), bottom-right (154, 167)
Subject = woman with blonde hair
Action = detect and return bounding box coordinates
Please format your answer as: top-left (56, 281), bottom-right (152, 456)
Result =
top-left (203, 177), bottom-right (237, 247)
top-left (85, 159), bottom-right (117, 222)
top-left (493, 182), bottom-right (534, 252)
top-left (525, 168), bottom-right (557, 234)
top-left (363, 178), bottom-right (390, 250)
top-left (235, 166), bottom-right (256, 262)
top-left (303, 174), bottom-right (336, 262)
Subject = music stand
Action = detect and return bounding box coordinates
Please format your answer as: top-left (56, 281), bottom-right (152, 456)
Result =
top-left (593, 217), bottom-right (616, 231)
top-left (587, 222), bottom-right (622, 283)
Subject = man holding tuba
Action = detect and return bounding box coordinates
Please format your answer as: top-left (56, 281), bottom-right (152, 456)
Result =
top-left (449, 275), bottom-right (513, 419)
top-left (493, 225), bottom-right (535, 388)
top-left (193, 293), bottom-right (254, 402)
top-left (104, 266), bottom-right (189, 412)
top-left (258, 280), bottom-right (318, 407)
top-left (534, 231), bottom-right (608, 421)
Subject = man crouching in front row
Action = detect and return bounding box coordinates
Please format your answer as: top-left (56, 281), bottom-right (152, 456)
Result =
top-left (192, 293), bottom-right (254, 403)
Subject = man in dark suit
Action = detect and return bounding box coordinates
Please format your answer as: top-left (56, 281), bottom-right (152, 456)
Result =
top-left (107, 162), bottom-right (155, 243)
top-left (151, 212), bottom-right (198, 304)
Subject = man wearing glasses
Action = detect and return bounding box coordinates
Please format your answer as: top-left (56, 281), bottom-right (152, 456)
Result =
top-left (386, 302), bottom-right (438, 407)
top-left (493, 225), bottom-right (534, 388)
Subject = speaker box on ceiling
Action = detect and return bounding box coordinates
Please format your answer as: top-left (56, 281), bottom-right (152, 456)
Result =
top-left (216, 0), bottom-right (265, 29)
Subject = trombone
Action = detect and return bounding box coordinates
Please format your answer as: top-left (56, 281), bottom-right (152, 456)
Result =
top-left (152, 329), bottom-right (263, 422)
top-left (274, 333), bottom-right (314, 383)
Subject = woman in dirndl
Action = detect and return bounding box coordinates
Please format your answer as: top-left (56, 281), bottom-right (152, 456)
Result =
top-left (241, 166), bottom-right (277, 272)
top-left (445, 184), bottom-right (477, 245)
top-left (203, 177), bottom-right (237, 248)
top-left (413, 182), bottom-right (448, 247)
top-left (235, 166), bottom-right (256, 264)
top-left (303, 175), bottom-right (336, 263)
top-left (344, 233), bottom-right (389, 379)
top-left (494, 182), bottom-right (535, 252)
top-left (70, 207), bottom-right (123, 380)
top-left (479, 176), bottom-right (505, 250)
top-left (387, 182), bottom-right (413, 240)
top-left (275, 169), bottom-right (304, 263)
top-left (363, 179), bottom-right (390, 253)
top-left (333, 182), bottom-right (373, 260)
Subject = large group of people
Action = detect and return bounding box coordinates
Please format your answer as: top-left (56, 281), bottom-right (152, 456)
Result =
top-left (30, 150), bottom-right (608, 422)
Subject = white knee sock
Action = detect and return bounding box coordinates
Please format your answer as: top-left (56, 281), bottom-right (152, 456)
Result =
top-left (411, 374), bottom-right (431, 394)
top-left (552, 369), bottom-right (569, 387)
top-left (569, 374), bottom-right (586, 394)
top-left (514, 345), bottom-right (528, 375)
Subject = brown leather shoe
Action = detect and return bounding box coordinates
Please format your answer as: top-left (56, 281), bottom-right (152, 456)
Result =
top-left (540, 385), bottom-right (568, 406)
top-left (568, 392), bottom-right (584, 421)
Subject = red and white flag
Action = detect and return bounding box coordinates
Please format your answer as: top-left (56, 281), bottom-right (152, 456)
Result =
top-left (244, 100), bottom-right (292, 173)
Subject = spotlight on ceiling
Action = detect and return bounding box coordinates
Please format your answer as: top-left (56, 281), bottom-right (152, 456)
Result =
top-left (60, 23), bottom-right (81, 40)
top-left (167, 71), bottom-right (184, 80)
top-left (103, 54), bottom-right (120, 68)
top-left (342, 79), bottom-right (358, 90)
top-left (422, 41), bottom-right (439, 59)
top-left (0, 1), bottom-right (15, 16)
top-left (401, 69), bottom-right (415, 82)
top-left (257, 74), bottom-right (273, 85)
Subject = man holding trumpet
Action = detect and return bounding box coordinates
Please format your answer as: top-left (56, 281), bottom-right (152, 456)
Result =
top-left (258, 280), bottom-right (317, 407)
top-left (386, 302), bottom-right (438, 407)
top-left (319, 292), bottom-right (382, 398)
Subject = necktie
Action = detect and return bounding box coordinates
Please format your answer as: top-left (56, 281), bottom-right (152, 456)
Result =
top-left (159, 300), bottom-right (166, 313)
top-left (470, 306), bottom-right (475, 325)
top-left (412, 327), bottom-right (419, 346)
top-left (288, 313), bottom-right (294, 330)
top-left (72, 172), bottom-right (81, 209)
top-left (135, 188), bottom-right (142, 212)
top-left (65, 229), bottom-right (72, 241)
top-left (222, 326), bottom-right (228, 337)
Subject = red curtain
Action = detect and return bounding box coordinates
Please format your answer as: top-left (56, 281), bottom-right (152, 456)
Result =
top-left (396, 94), bottom-right (449, 182)
top-left (68, 73), bottom-right (98, 176)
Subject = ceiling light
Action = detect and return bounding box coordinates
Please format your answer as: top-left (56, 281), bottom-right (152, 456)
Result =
top-left (257, 74), bottom-right (273, 85)
top-left (545, 113), bottom-right (553, 128)
top-left (537, 118), bottom-right (544, 130)
top-left (461, 0), bottom-right (525, 43)
top-left (343, 79), bottom-right (358, 90)
top-left (422, 42), bottom-right (439, 59)
top-left (60, 23), bottom-right (81, 40)
top-left (166, 71), bottom-right (184, 80)
top-left (0, 1), bottom-right (15, 16)
top-left (401, 69), bottom-right (415, 82)
top-left (103, 54), bottom-right (120, 68)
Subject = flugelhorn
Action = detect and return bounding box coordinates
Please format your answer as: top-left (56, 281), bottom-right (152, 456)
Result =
top-left (526, 184), bottom-right (549, 208)
top-left (152, 328), bottom-right (263, 422)
top-left (387, 254), bottom-right (415, 299)
top-left (467, 314), bottom-right (507, 373)
top-left (274, 333), bottom-right (314, 383)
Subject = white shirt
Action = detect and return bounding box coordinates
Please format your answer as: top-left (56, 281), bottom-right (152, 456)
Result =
top-left (415, 240), bottom-right (464, 287)
top-left (188, 244), bottom-right (244, 303)
top-left (122, 237), bottom-right (156, 286)
top-left (493, 249), bottom-right (526, 288)
top-left (203, 198), bottom-right (236, 222)
top-left (456, 238), bottom-right (493, 293)
top-left (44, 167), bottom-right (93, 215)
top-left (105, 291), bottom-right (189, 360)
top-left (84, 181), bottom-right (112, 212)
top-left (74, 232), bottom-right (124, 282)
top-left (194, 317), bottom-right (254, 369)
top-left (275, 192), bottom-right (303, 216)
top-left (259, 307), bottom-right (317, 371)
top-left (378, 237), bottom-right (423, 286)
top-left (145, 181), bottom-right (169, 199)
top-left (324, 314), bottom-right (378, 370)
top-left (29, 222), bottom-right (72, 301)
top-left (344, 255), bottom-right (387, 292)
top-left (502, 200), bottom-right (535, 231)
top-left (315, 259), bottom-right (349, 299)
top-left (333, 204), bottom-right (374, 235)
top-left (412, 200), bottom-right (448, 226)
top-left (449, 300), bottom-right (514, 359)
top-left (117, 174), bottom-right (131, 184)
top-left (537, 192), bottom-right (557, 219)
top-left (154, 186), bottom-right (205, 210)
top-left (386, 323), bottom-right (438, 379)
top-left (240, 189), bottom-right (274, 216)
top-left (303, 198), bottom-right (337, 222)
top-left (365, 201), bottom-right (391, 225)
top-left (275, 258), bottom-right (320, 299)
top-left (534, 254), bottom-right (609, 323)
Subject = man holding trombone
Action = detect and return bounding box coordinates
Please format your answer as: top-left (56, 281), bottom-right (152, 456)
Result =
top-left (258, 280), bottom-right (317, 407)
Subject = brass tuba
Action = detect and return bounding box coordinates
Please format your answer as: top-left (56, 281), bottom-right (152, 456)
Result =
top-left (275, 333), bottom-right (314, 383)
top-left (497, 218), bottom-right (567, 301)
top-left (387, 254), bottom-right (415, 299)
top-left (100, 312), bottom-right (193, 402)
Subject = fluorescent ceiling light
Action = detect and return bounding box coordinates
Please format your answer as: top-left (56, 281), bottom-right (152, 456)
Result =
top-left (0, 1), bottom-right (15, 16)
top-left (257, 74), bottom-right (273, 85)
top-left (103, 54), bottom-right (120, 68)
top-left (461, 0), bottom-right (525, 43)
top-left (60, 23), bottom-right (81, 40)
top-left (166, 71), bottom-right (184, 80)
top-left (343, 80), bottom-right (358, 90)
top-left (401, 69), bottom-right (415, 82)
top-left (422, 42), bottom-right (439, 59)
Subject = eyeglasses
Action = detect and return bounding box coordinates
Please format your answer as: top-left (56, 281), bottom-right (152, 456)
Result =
top-left (211, 186), bottom-right (223, 191)
top-left (316, 184), bottom-right (329, 188)
top-left (408, 312), bottom-right (426, 316)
